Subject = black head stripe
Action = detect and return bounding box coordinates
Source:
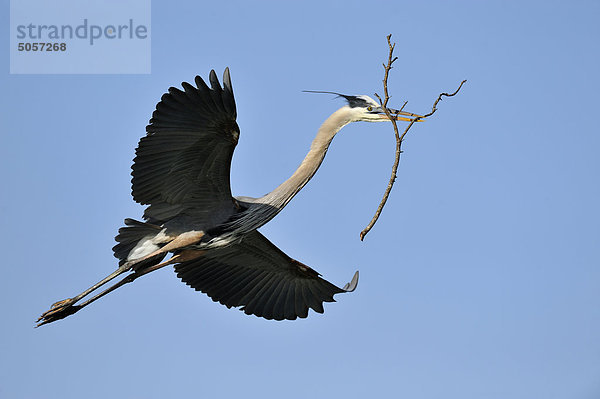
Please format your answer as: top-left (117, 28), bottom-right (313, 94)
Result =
top-left (302, 91), bottom-right (369, 108)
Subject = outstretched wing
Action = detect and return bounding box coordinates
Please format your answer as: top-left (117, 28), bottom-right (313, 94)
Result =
top-left (174, 231), bottom-right (359, 320)
top-left (132, 68), bottom-right (239, 225)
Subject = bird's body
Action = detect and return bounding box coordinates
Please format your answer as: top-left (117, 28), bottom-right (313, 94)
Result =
top-left (37, 68), bottom-right (422, 326)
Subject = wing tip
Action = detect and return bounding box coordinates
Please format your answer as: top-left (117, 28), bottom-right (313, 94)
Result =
top-left (209, 69), bottom-right (221, 90)
top-left (342, 270), bottom-right (359, 292)
top-left (223, 67), bottom-right (232, 89)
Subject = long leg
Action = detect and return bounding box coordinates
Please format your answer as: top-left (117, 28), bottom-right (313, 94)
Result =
top-left (36, 251), bottom-right (167, 321)
top-left (76, 250), bottom-right (204, 309)
top-left (36, 262), bottom-right (134, 323)
top-left (37, 231), bottom-right (205, 324)
top-left (36, 249), bottom-right (204, 327)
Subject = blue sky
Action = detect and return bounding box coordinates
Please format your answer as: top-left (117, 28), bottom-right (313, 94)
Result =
top-left (1, 0), bottom-right (599, 398)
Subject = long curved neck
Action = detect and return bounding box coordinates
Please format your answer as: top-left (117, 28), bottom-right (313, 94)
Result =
top-left (260, 106), bottom-right (353, 209)
top-left (222, 106), bottom-right (354, 238)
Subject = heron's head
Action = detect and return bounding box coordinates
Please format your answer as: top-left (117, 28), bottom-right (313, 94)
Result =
top-left (304, 91), bottom-right (423, 123)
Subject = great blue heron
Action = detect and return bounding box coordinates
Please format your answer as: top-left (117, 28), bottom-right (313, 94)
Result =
top-left (37, 68), bottom-right (423, 326)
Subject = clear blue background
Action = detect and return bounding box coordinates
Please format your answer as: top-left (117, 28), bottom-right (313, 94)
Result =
top-left (1, 1), bottom-right (599, 398)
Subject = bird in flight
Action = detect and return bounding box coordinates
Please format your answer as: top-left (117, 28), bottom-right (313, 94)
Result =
top-left (37, 68), bottom-right (423, 326)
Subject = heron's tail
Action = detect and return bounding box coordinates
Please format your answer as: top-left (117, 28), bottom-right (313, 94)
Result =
top-left (112, 218), bottom-right (164, 266)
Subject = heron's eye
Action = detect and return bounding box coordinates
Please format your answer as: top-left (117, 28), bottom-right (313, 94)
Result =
top-left (367, 106), bottom-right (373, 112)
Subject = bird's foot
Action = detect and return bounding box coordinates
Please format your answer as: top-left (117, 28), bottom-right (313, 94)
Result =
top-left (36, 298), bottom-right (81, 327)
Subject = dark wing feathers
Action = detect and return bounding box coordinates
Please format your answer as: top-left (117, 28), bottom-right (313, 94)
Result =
top-left (131, 68), bottom-right (239, 225)
top-left (123, 69), bottom-right (358, 320)
top-left (174, 231), bottom-right (357, 320)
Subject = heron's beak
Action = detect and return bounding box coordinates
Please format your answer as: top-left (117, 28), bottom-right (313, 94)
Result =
top-left (379, 108), bottom-right (425, 122)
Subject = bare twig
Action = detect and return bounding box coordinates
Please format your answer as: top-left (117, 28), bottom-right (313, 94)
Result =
top-left (359, 34), bottom-right (466, 241)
